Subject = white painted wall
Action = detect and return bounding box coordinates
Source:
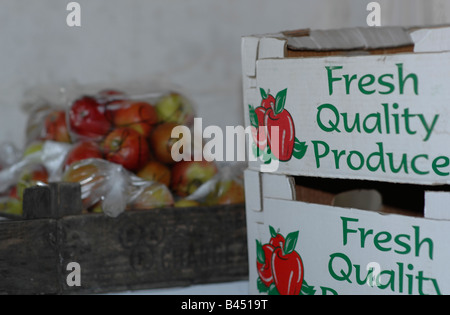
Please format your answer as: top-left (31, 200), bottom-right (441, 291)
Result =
top-left (0, 0), bottom-right (448, 148)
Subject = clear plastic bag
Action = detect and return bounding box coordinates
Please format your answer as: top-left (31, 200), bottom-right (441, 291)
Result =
top-left (23, 88), bottom-right (72, 146)
top-left (63, 87), bottom-right (197, 174)
top-left (62, 158), bottom-right (174, 217)
top-left (179, 161), bottom-right (246, 206)
top-left (0, 140), bottom-right (71, 216)
top-left (66, 88), bottom-right (195, 143)
top-left (0, 141), bottom-right (71, 194)
top-left (12, 82), bottom-right (247, 218)
top-left (0, 142), bottom-right (22, 171)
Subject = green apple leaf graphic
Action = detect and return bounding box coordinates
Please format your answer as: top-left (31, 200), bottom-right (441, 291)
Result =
top-left (293, 138), bottom-right (308, 160)
top-left (260, 88), bottom-right (268, 100)
top-left (248, 104), bottom-right (258, 128)
top-left (257, 278), bottom-right (270, 293)
top-left (274, 88), bottom-right (287, 115)
top-left (261, 147), bottom-right (271, 164)
top-left (252, 143), bottom-right (263, 158)
top-left (269, 226), bottom-right (277, 238)
top-left (300, 280), bottom-right (316, 295)
top-left (268, 283), bottom-right (280, 295)
top-left (256, 240), bottom-right (265, 264)
top-left (284, 231), bottom-right (299, 255)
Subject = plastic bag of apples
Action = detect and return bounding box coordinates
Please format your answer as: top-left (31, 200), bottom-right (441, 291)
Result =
top-left (0, 85), bottom-right (245, 218)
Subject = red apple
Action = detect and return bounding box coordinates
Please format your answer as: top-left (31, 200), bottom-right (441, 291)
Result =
top-left (260, 88), bottom-right (276, 110)
top-left (8, 186), bottom-right (19, 200)
top-left (256, 242), bottom-right (275, 287)
top-left (65, 141), bottom-right (103, 168)
top-left (137, 160), bottom-right (171, 187)
top-left (43, 110), bottom-right (71, 143)
top-left (171, 160), bottom-right (218, 197)
top-left (269, 231), bottom-right (286, 250)
top-left (270, 230), bottom-right (303, 295)
top-left (265, 108), bottom-right (295, 162)
top-left (97, 90), bottom-right (127, 108)
top-left (98, 89), bottom-right (125, 98)
top-left (264, 89), bottom-right (295, 161)
top-left (108, 101), bottom-right (158, 137)
top-left (69, 96), bottom-right (112, 141)
top-left (272, 247), bottom-right (304, 295)
top-left (251, 106), bottom-right (268, 151)
top-left (150, 122), bottom-right (181, 165)
top-left (255, 106), bottom-right (266, 126)
top-left (102, 127), bottom-right (150, 172)
top-left (62, 162), bottom-right (104, 209)
top-left (63, 163), bottom-right (99, 184)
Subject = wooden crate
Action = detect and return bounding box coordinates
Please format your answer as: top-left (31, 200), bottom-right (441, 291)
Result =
top-left (0, 183), bottom-right (248, 295)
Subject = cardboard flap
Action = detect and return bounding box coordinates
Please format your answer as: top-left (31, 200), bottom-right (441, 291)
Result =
top-left (411, 26), bottom-right (450, 52)
top-left (425, 191), bottom-right (450, 220)
top-left (286, 26), bottom-right (413, 51)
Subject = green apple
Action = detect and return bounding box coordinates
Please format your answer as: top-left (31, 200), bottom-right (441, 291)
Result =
top-left (155, 92), bottom-right (195, 125)
top-left (0, 199), bottom-right (23, 216)
top-left (205, 180), bottom-right (245, 206)
top-left (23, 141), bottom-right (44, 157)
top-left (131, 183), bottom-right (174, 210)
top-left (174, 199), bottom-right (201, 208)
top-left (170, 160), bottom-right (218, 197)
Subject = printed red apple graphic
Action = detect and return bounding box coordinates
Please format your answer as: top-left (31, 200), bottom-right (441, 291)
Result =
top-left (69, 96), bottom-right (112, 141)
top-left (269, 226), bottom-right (286, 249)
top-left (102, 127), bottom-right (150, 172)
top-left (249, 105), bottom-right (268, 151)
top-left (260, 88), bottom-right (276, 110)
top-left (271, 231), bottom-right (304, 295)
top-left (264, 89), bottom-right (295, 161)
top-left (256, 241), bottom-right (275, 287)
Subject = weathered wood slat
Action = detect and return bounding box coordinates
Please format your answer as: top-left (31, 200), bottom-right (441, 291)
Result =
top-left (0, 219), bottom-right (59, 295)
top-left (58, 205), bottom-right (248, 294)
top-left (23, 183), bottom-right (82, 220)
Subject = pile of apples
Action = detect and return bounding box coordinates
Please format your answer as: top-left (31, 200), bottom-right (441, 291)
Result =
top-left (2, 89), bottom-right (245, 215)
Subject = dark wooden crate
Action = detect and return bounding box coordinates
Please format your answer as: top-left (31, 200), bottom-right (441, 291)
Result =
top-left (0, 183), bottom-right (248, 295)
